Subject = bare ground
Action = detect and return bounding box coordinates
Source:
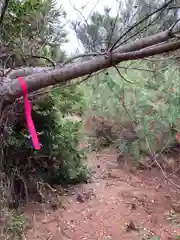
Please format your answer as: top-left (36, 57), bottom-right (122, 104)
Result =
top-left (24, 148), bottom-right (180, 240)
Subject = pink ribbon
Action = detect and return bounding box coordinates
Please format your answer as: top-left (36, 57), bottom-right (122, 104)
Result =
top-left (17, 77), bottom-right (40, 150)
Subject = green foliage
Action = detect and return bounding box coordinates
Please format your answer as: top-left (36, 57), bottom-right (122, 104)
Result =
top-left (34, 118), bottom-right (88, 185)
top-left (1, 0), bottom-right (67, 67)
top-left (6, 211), bottom-right (27, 240)
top-left (0, 0), bottom-right (88, 206)
top-left (52, 85), bottom-right (86, 116)
top-left (81, 61), bottom-right (180, 160)
top-left (72, 0), bottom-right (179, 51)
top-left (72, 7), bottom-right (121, 52)
top-left (3, 85), bottom-right (88, 203)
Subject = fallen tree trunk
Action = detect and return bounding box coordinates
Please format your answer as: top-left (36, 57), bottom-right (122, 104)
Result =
top-left (0, 28), bottom-right (180, 107)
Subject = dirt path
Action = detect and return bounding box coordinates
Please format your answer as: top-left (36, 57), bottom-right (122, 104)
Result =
top-left (25, 148), bottom-right (180, 240)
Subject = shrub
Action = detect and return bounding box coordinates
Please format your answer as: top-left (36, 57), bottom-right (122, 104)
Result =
top-left (81, 61), bottom-right (180, 160)
top-left (6, 211), bottom-right (27, 240)
top-left (0, 85), bottom-right (88, 203)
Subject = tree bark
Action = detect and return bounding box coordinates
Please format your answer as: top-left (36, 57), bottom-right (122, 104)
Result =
top-left (1, 29), bottom-right (180, 105)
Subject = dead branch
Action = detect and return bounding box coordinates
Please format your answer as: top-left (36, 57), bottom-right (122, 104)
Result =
top-left (109, 0), bottom-right (174, 51)
top-left (6, 29), bottom-right (175, 79)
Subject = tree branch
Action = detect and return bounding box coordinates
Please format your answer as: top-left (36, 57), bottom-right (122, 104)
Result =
top-left (6, 29), bottom-right (175, 79)
top-left (2, 40), bottom-right (180, 104)
top-left (109, 0), bottom-right (174, 51)
top-left (116, 30), bottom-right (172, 53)
top-left (6, 67), bottom-right (52, 79)
top-left (0, 28), bottom-right (179, 104)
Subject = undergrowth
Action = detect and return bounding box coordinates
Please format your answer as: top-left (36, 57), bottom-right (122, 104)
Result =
top-left (6, 211), bottom-right (27, 240)
top-left (0, 84), bottom-right (89, 236)
top-left (1, 59), bottom-right (180, 239)
top-left (0, 84), bottom-right (89, 238)
top-left (0, 203), bottom-right (28, 240)
top-left (81, 60), bottom-right (180, 162)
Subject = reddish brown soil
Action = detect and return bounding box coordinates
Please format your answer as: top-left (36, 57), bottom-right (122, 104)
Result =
top-left (24, 148), bottom-right (180, 240)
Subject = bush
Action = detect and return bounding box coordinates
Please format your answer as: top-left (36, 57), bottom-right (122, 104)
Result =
top-left (81, 61), bottom-right (180, 160)
top-left (6, 211), bottom-right (27, 240)
top-left (53, 85), bottom-right (86, 117)
top-left (0, 84), bottom-right (88, 203)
